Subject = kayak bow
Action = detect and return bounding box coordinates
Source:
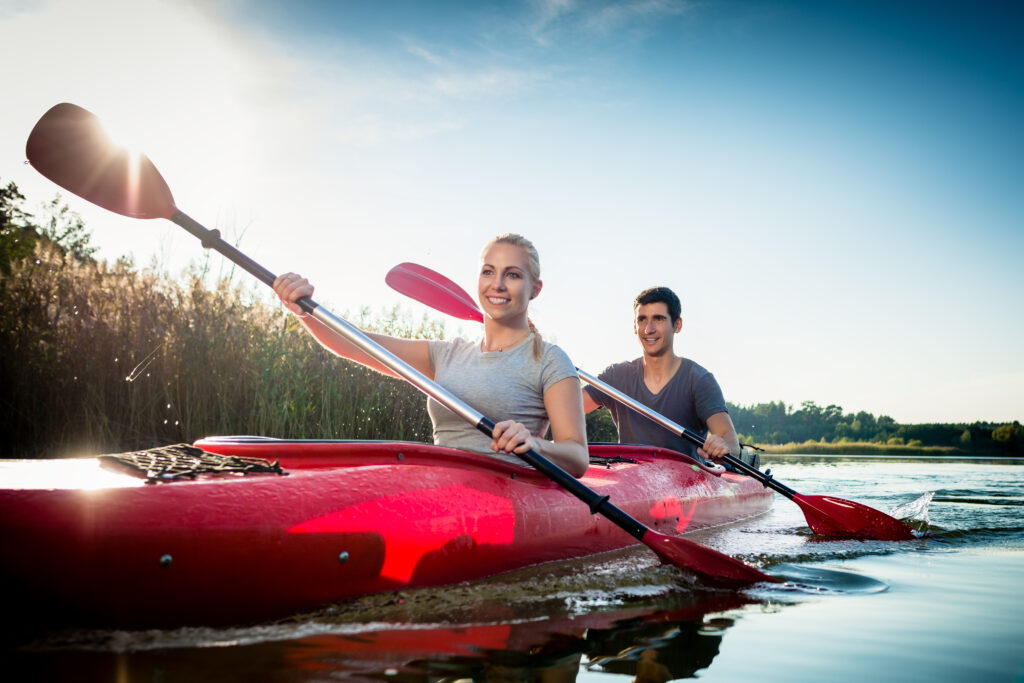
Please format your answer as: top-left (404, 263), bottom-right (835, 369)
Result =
top-left (0, 439), bottom-right (773, 626)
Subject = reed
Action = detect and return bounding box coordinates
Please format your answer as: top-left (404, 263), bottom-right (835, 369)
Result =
top-left (756, 440), bottom-right (956, 456)
top-left (0, 237), bottom-right (443, 458)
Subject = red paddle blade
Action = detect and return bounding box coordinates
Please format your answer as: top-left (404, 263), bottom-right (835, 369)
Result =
top-left (795, 494), bottom-right (915, 541)
top-left (643, 529), bottom-right (778, 587)
top-left (25, 103), bottom-right (177, 220)
top-left (386, 262), bottom-right (484, 323)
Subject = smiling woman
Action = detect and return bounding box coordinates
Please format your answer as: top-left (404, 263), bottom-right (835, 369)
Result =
top-left (272, 232), bottom-right (591, 477)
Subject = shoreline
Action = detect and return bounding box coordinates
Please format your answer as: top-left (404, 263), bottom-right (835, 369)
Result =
top-left (750, 441), bottom-right (1018, 457)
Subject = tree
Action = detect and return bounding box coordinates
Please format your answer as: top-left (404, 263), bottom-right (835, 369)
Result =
top-left (993, 422), bottom-right (1022, 445)
top-left (0, 180), bottom-right (36, 276)
top-left (586, 409), bottom-right (618, 443)
top-left (37, 195), bottom-right (96, 264)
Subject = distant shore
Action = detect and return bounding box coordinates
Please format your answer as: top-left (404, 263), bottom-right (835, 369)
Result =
top-left (751, 441), bottom-right (1017, 456)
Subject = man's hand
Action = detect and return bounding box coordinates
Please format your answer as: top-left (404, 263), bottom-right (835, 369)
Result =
top-left (697, 433), bottom-right (731, 461)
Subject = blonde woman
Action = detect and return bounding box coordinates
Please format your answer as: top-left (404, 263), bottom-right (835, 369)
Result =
top-left (273, 234), bottom-right (589, 477)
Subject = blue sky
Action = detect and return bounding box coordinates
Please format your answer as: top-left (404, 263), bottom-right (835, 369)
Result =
top-left (2, 0), bottom-right (1021, 424)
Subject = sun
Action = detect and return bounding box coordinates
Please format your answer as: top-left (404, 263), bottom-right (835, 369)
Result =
top-left (36, 0), bottom-right (270, 225)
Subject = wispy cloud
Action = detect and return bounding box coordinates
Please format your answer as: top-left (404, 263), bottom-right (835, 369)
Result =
top-left (580, 0), bottom-right (694, 35)
top-left (526, 0), bottom-right (694, 42)
top-left (402, 38), bottom-right (552, 100)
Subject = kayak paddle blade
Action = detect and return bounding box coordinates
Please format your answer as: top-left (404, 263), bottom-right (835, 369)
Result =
top-left (386, 262), bottom-right (484, 323)
top-left (794, 494), bottom-right (915, 541)
top-left (26, 103), bottom-right (177, 220)
top-left (643, 529), bottom-right (778, 587)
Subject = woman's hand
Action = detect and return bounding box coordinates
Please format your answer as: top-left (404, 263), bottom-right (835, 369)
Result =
top-left (490, 420), bottom-right (537, 455)
top-left (273, 273), bottom-right (314, 316)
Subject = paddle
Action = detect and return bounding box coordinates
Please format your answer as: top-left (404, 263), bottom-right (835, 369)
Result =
top-left (25, 102), bottom-right (775, 586)
top-left (385, 261), bottom-right (917, 542)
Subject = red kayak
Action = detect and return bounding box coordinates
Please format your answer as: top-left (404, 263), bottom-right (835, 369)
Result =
top-left (0, 438), bottom-right (772, 626)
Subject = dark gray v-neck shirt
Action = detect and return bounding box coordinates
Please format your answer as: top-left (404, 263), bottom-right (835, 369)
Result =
top-left (584, 357), bottom-right (727, 458)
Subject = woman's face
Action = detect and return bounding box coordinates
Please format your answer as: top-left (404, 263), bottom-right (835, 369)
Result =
top-left (478, 242), bottom-right (541, 323)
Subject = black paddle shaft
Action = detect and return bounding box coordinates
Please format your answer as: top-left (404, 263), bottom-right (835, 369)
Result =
top-left (475, 417), bottom-right (647, 541)
top-left (721, 454), bottom-right (799, 499)
top-left (174, 207), bottom-right (649, 543)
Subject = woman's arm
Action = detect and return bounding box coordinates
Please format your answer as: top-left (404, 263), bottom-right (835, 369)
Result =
top-left (273, 273), bottom-right (434, 380)
top-left (491, 377), bottom-right (590, 478)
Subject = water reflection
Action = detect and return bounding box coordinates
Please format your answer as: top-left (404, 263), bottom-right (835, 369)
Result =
top-left (253, 591), bottom-right (752, 681)
top-left (10, 587), bottom-right (757, 682)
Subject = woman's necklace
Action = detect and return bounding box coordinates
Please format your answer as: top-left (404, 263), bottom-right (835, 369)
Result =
top-left (483, 330), bottom-right (531, 353)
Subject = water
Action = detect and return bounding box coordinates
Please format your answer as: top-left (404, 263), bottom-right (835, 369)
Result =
top-left (6, 455), bottom-right (1024, 682)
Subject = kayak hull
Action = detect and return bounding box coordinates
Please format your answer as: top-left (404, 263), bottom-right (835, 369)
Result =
top-left (0, 438), bottom-right (772, 626)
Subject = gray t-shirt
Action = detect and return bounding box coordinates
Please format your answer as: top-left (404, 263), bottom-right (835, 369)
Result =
top-left (584, 357), bottom-right (727, 458)
top-left (427, 334), bottom-right (578, 465)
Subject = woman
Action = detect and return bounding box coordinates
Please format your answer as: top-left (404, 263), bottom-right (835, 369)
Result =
top-left (272, 233), bottom-right (589, 478)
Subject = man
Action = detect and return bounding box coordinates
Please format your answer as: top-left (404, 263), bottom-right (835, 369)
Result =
top-left (582, 286), bottom-right (741, 464)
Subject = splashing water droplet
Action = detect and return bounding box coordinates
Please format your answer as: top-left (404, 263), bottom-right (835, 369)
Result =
top-left (891, 491), bottom-right (934, 527)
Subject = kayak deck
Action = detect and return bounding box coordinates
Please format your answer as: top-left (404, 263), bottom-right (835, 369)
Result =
top-left (0, 438), bottom-right (773, 626)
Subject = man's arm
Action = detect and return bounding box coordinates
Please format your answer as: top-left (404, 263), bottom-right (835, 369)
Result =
top-left (700, 411), bottom-right (741, 461)
top-left (581, 383), bottom-right (602, 413)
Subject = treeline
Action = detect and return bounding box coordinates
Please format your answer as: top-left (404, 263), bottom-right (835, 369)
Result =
top-left (2, 179), bottom-right (1020, 457)
top-left (729, 399), bottom-right (1022, 455)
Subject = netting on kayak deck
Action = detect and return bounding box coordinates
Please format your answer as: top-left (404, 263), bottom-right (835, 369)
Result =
top-left (588, 454), bottom-right (638, 467)
top-left (98, 443), bottom-right (288, 484)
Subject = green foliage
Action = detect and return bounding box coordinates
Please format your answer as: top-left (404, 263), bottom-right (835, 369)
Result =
top-left (992, 422), bottom-right (1023, 447)
top-left (36, 196), bottom-right (97, 264)
top-left (586, 408), bottom-right (618, 443)
top-left (0, 180), bottom-right (36, 276)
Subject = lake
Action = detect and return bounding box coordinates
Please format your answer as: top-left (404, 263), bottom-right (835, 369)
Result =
top-left (7, 455), bottom-right (1023, 682)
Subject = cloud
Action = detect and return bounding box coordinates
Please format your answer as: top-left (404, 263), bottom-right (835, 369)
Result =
top-left (526, 0), bottom-right (694, 42)
top-left (581, 0), bottom-right (694, 35)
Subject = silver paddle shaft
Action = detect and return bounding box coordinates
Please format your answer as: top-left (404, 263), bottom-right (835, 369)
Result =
top-left (308, 306), bottom-right (486, 428)
top-left (171, 209), bottom-right (488, 430)
top-left (575, 367), bottom-right (706, 447)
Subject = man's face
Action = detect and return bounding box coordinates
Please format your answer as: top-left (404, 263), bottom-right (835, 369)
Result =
top-left (634, 302), bottom-right (681, 357)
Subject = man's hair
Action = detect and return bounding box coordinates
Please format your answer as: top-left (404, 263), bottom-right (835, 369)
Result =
top-left (633, 286), bottom-right (681, 324)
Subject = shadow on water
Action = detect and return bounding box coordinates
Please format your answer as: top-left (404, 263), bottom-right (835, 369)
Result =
top-left (6, 542), bottom-right (896, 683)
top-left (7, 590), bottom-right (755, 682)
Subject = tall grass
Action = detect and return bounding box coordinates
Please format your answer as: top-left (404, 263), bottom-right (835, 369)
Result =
top-left (0, 238), bottom-right (443, 458)
top-left (756, 440), bottom-right (956, 456)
